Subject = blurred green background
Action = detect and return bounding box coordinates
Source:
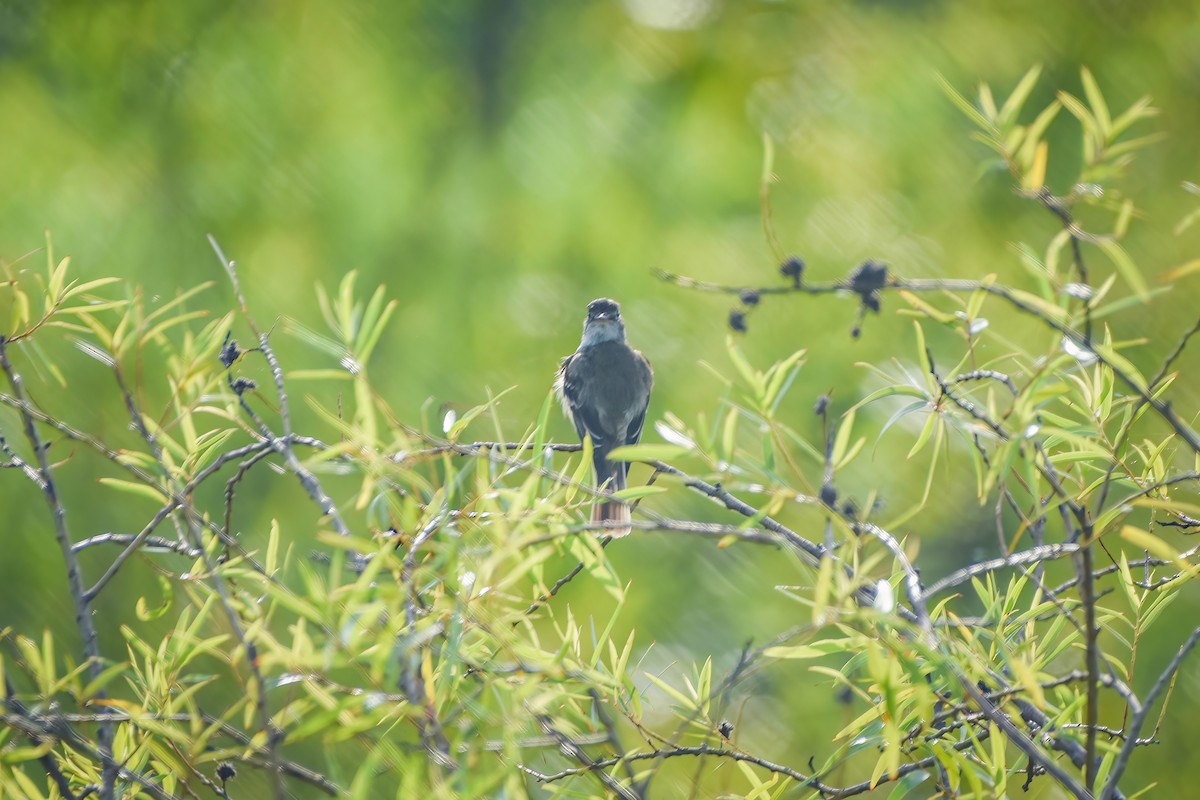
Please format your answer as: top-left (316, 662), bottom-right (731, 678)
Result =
top-left (3, 0), bottom-right (1200, 795)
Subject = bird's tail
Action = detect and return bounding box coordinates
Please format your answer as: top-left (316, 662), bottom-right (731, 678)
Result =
top-left (592, 453), bottom-right (631, 537)
top-left (591, 494), bottom-right (631, 537)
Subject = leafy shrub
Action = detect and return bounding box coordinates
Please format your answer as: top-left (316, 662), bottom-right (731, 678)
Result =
top-left (2, 68), bottom-right (1198, 800)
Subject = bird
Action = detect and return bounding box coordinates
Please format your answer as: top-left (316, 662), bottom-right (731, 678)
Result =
top-left (555, 298), bottom-right (653, 537)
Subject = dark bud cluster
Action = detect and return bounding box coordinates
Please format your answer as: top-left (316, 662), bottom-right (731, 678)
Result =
top-left (216, 762), bottom-right (237, 783)
top-left (813, 394), bottom-right (830, 416)
top-left (779, 256), bottom-right (805, 288)
top-left (723, 255), bottom-right (806, 332)
top-left (819, 481), bottom-right (838, 508)
top-left (218, 332), bottom-right (242, 369)
top-left (231, 377), bottom-right (257, 395)
top-left (842, 261), bottom-right (886, 339)
top-left (849, 260), bottom-right (887, 295)
top-left (718, 720), bottom-right (734, 739)
top-left (848, 260), bottom-right (887, 313)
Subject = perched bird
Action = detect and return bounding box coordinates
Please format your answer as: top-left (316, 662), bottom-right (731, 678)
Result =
top-left (556, 298), bottom-right (653, 536)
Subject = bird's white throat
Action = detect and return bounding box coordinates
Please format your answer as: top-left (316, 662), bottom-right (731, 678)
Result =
top-left (579, 320), bottom-right (626, 348)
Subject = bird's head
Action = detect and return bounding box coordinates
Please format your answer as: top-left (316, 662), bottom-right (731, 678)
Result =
top-left (580, 298), bottom-right (626, 346)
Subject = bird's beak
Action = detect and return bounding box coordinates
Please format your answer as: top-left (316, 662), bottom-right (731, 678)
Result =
top-left (593, 312), bottom-right (614, 322)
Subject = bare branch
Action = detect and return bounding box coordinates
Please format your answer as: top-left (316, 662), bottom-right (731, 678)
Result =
top-left (924, 543), bottom-right (1081, 596)
top-left (1100, 625), bottom-right (1200, 800)
top-left (0, 336), bottom-right (118, 799)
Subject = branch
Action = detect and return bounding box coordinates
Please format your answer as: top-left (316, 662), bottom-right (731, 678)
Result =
top-left (0, 336), bottom-right (118, 800)
top-left (400, 512), bottom-right (455, 770)
top-left (660, 269), bottom-right (1200, 454)
top-left (529, 713), bottom-right (642, 800)
top-left (924, 543), bottom-right (1081, 596)
top-left (113, 354), bottom-right (301, 800)
top-left (2, 678), bottom-right (78, 800)
top-left (72, 532), bottom-right (203, 557)
top-left (0, 711), bottom-right (176, 800)
top-left (1100, 625), bottom-right (1200, 800)
top-left (853, 518), bottom-right (1093, 799)
top-left (208, 235), bottom-right (352, 538)
top-left (646, 460), bottom-right (828, 565)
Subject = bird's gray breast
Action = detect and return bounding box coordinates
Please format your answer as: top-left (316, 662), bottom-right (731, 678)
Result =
top-left (571, 341), bottom-right (646, 435)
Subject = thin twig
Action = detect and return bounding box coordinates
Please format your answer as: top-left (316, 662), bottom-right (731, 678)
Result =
top-left (1095, 315), bottom-right (1200, 517)
top-left (523, 535), bottom-right (612, 617)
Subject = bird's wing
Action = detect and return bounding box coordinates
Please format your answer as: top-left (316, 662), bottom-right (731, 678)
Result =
top-left (625, 404), bottom-right (647, 448)
top-left (624, 350), bottom-right (654, 446)
top-left (558, 351), bottom-right (608, 446)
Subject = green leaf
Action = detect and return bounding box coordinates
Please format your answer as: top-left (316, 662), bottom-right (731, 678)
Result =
top-left (1090, 340), bottom-right (1147, 393)
top-left (978, 81), bottom-right (998, 121)
top-left (447, 403), bottom-right (488, 439)
top-left (1018, 99), bottom-right (1062, 168)
top-left (1097, 238), bottom-right (1149, 299)
top-left (1, 741), bottom-right (56, 764)
top-left (831, 409), bottom-right (856, 466)
top-left (907, 412), bottom-right (938, 459)
top-left (1057, 90), bottom-right (1095, 134)
top-left (886, 770), bottom-right (930, 800)
top-left (135, 576), bottom-right (174, 621)
top-left (763, 349), bottom-right (806, 415)
top-left (936, 73), bottom-right (994, 132)
top-left (764, 639), bottom-right (858, 659)
top-left (848, 383), bottom-right (928, 415)
top-left (287, 369), bottom-right (354, 381)
top-left (727, 335), bottom-right (765, 399)
top-left (531, 387), bottom-right (555, 461)
top-left (98, 477), bottom-right (167, 504)
top-left (81, 661), bottom-right (132, 702)
top-left (565, 435), bottom-right (594, 505)
top-left (1007, 287), bottom-right (1070, 321)
top-left (1110, 95), bottom-right (1158, 139)
top-left (1080, 66), bottom-right (1111, 136)
top-left (140, 310), bottom-right (210, 349)
top-left (721, 405), bottom-right (738, 463)
top-left (998, 64), bottom-right (1042, 127)
top-left (611, 485), bottom-right (668, 502)
top-left (606, 443), bottom-right (689, 462)
top-left (643, 670), bottom-right (695, 708)
top-left (836, 434), bottom-right (865, 471)
top-left (1120, 525), bottom-right (1190, 569)
top-left (1022, 140), bottom-right (1048, 191)
top-left (913, 320), bottom-right (935, 395)
top-left (879, 400), bottom-right (929, 440)
top-left (356, 290), bottom-right (398, 364)
top-left (1104, 131), bottom-right (1167, 161)
top-left (1160, 259), bottom-right (1200, 282)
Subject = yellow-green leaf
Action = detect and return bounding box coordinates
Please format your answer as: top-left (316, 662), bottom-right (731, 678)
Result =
top-left (607, 443), bottom-right (689, 463)
top-left (98, 478), bottom-right (167, 504)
